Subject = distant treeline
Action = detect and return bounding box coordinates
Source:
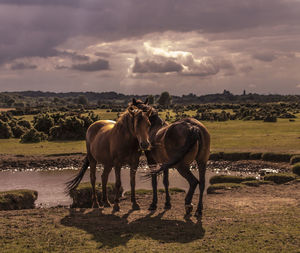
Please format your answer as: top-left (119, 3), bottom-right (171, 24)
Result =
top-left (0, 90), bottom-right (300, 108)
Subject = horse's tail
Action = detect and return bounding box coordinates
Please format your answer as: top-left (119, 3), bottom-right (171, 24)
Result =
top-left (145, 125), bottom-right (201, 179)
top-left (65, 156), bottom-right (89, 195)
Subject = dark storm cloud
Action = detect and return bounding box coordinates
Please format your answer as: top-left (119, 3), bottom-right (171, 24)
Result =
top-left (58, 51), bottom-right (89, 61)
top-left (132, 57), bottom-right (183, 73)
top-left (10, 62), bottom-right (37, 70)
top-left (1, 0), bottom-right (300, 65)
top-left (71, 59), bottom-right (109, 71)
top-left (252, 52), bottom-right (277, 62)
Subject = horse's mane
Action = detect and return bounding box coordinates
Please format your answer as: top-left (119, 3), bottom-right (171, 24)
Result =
top-left (114, 107), bottom-right (135, 136)
top-left (129, 99), bottom-right (164, 128)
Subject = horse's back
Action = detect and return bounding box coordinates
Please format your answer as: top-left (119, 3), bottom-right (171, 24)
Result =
top-left (153, 117), bottom-right (210, 164)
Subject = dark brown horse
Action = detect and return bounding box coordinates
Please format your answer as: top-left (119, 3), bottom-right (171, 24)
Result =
top-left (132, 99), bottom-right (210, 218)
top-left (66, 105), bottom-right (152, 211)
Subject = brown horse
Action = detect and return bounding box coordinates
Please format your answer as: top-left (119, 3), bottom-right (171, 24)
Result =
top-left (66, 105), bottom-right (152, 211)
top-left (132, 99), bottom-right (210, 218)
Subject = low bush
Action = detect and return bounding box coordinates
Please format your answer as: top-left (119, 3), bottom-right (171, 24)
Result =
top-left (292, 163), bottom-right (300, 176)
top-left (241, 180), bottom-right (272, 187)
top-left (290, 155), bottom-right (300, 165)
top-left (20, 128), bottom-right (48, 143)
top-left (17, 119), bottom-right (31, 129)
top-left (0, 119), bottom-right (13, 138)
top-left (263, 173), bottom-right (295, 184)
top-left (209, 175), bottom-right (256, 185)
top-left (0, 189), bottom-right (38, 210)
top-left (49, 116), bottom-right (86, 140)
top-left (207, 183), bottom-right (242, 194)
top-left (69, 182), bottom-right (123, 208)
top-left (33, 113), bottom-right (54, 134)
top-left (261, 152), bottom-right (292, 163)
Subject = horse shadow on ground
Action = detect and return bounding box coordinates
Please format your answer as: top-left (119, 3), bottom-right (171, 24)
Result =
top-left (61, 208), bottom-right (205, 249)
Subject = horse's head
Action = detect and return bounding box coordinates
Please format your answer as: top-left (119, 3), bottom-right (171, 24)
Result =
top-left (128, 106), bottom-right (152, 151)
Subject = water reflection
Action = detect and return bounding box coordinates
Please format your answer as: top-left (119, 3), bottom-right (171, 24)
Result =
top-left (0, 168), bottom-right (215, 207)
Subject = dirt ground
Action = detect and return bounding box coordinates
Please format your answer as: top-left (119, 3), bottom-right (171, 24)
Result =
top-left (0, 181), bottom-right (299, 252)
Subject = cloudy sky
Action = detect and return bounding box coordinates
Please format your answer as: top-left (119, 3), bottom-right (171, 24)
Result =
top-left (1, 0), bottom-right (300, 95)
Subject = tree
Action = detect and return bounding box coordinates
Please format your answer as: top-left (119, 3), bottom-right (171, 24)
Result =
top-left (147, 95), bottom-right (155, 105)
top-left (77, 95), bottom-right (88, 105)
top-left (157, 92), bottom-right (172, 106)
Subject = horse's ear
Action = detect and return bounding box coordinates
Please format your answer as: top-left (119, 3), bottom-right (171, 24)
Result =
top-left (132, 98), bottom-right (137, 106)
top-left (146, 108), bottom-right (152, 117)
top-left (144, 98), bottom-right (149, 105)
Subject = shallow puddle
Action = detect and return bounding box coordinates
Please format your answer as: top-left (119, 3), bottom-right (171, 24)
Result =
top-left (0, 168), bottom-right (215, 207)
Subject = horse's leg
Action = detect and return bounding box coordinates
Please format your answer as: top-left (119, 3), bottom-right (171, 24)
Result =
top-left (90, 160), bottom-right (100, 208)
top-left (148, 167), bottom-right (158, 210)
top-left (102, 165), bottom-right (112, 207)
top-left (177, 163), bottom-right (199, 215)
top-left (195, 161), bottom-right (207, 218)
top-left (163, 169), bottom-right (171, 209)
top-left (113, 165), bottom-right (121, 212)
top-left (130, 165), bottom-right (140, 210)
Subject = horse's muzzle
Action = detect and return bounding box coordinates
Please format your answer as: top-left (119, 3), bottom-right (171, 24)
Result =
top-left (140, 141), bottom-right (150, 151)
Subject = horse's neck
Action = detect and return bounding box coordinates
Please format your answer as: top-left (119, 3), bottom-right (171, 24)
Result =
top-left (149, 114), bottom-right (167, 142)
top-left (112, 113), bottom-right (136, 143)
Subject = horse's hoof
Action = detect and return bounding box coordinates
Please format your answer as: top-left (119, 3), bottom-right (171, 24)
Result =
top-left (132, 203), bottom-right (140, 210)
top-left (91, 202), bottom-right (100, 208)
top-left (185, 204), bottom-right (193, 215)
top-left (164, 203), bottom-right (172, 210)
top-left (103, 201), bottom-right (111, 208)
top-left (113, 204), bottom-right (120, 212)
top-left (148, 204), bottom-right (157, 211)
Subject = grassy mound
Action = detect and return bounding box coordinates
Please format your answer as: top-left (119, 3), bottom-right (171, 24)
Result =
top-left (207, 183), bottom-right (242, 194)
top-left (261, 153), bottom-right (292, 163)
top-left (124, 187), bottom-right (185, 196)
top-left (249, 152), bottom-right (263, 160)
top-left (241, 180), bottom-right (272, 187)
top-left (292, 163), bottom-right (300, 176)
top-left (0, 189), bottom-right (38, 210)
top-left (263, 173), bottom-right (296, 184)
top-left (209, 175), bottom-right (256, 185)
top-left (290, 155), bottom-right (300, 165)
top-left (69, 182), bottom-right (123, 208)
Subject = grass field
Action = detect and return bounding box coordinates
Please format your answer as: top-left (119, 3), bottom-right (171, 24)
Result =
top-left (1, 111), bottom-right (299, 155)
top-left (0, 183), bottom-right (299, 252)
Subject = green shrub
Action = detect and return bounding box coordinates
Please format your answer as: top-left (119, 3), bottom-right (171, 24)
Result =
top-left (209, 175), bottom-right (256, 185)
top-left (11, 124), bottom-right (26, 138)
top-left (290, 155), bottom-right (300, 165)
top-left (20, 128), bottom-right (48, 143)
top-left (0, 189), bottom-right (38, 210)
top-left (207, 183), bottom-right (242, 194)
top-left (241, 180), bottom-right (272, 187)
top-left (17, 119), bottom-right (31, 129)
top-left (0, 119), bottom-right (13, 138)
top-left (263, 173), bottom-right (295, 184)
top-left (261, 153), bottom-right (292, 163)
top-left (49, 116), bottom-right (86, 140)
top-left (33, 113), bottom-right (54, 134)
top-left (69, 182), bottom-right (122, 208)
top-left (292, 163), bottom-right (300, 176)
